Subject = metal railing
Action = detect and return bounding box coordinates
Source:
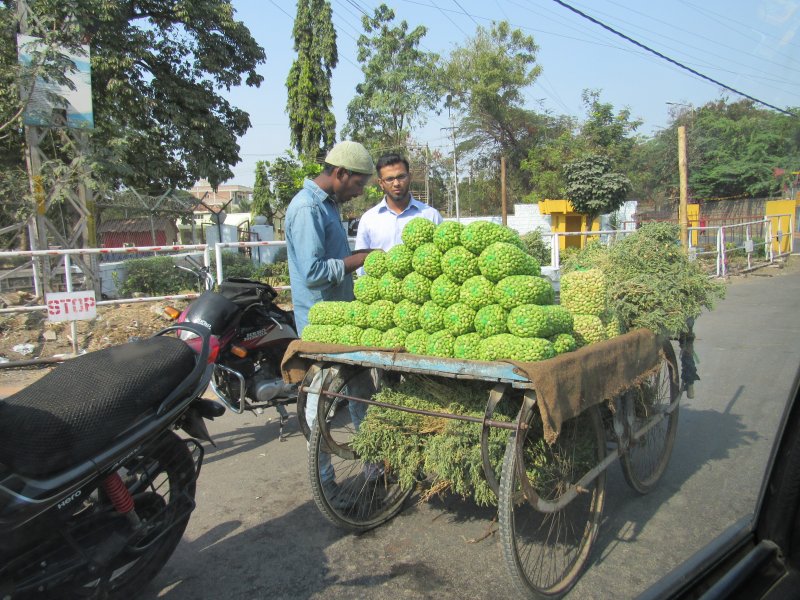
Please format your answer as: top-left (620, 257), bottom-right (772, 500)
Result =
top-left (0, 244), bottom-right (213, 312)
top-left (0, 214), bottom-right (793, 353)
top-left (540, 215), bottom-right (793, 280)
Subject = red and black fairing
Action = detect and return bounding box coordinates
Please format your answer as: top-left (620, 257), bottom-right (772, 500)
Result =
top-left (179, 278), bottom-right (299, 413)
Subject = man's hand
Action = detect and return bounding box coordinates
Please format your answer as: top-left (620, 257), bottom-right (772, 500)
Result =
top-left (344, 249), bottom-right (373, 273)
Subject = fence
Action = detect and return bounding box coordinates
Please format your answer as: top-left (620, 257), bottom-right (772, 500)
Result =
top-left (0, 241), bottom-right (293, 356)
top-left (0, 215), bottom-right (793, 357)
top-left (2, 214), bottom-right (793, 314)
top-left (540, 214), bottom-right (793, 281)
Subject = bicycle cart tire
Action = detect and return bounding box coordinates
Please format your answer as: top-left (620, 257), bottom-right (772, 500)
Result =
top-left (307, 367), bottom-right (413, 532)
top-left (296, 362), bottom-right (323, 441)
top-left (620, 340), bottom-right (680, 494)
top-left (499, 402), bottom-right (606, 599)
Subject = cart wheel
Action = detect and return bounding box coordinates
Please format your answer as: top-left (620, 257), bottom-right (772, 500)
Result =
top-left (620, 340), bottom-right (680, 494)
top-left (308, 367), bottom-right (413, 532)
top-left (499, 400), bottom-right (606, 599)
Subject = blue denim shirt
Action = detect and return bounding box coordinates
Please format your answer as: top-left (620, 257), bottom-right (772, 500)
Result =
top-left (285, 178), bottom-right (353, 335)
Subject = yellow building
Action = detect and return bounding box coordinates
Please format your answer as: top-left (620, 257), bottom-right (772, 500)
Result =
top-left (538, 199), bottom-right (600, 250)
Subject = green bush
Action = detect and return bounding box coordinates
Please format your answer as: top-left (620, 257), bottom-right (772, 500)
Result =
top-left (520, 230), bottom-right (551, 266)
top-left (259, 260), bottom-right (289, 280)
top-left (115, 254), bottom-right (294, 304)
top-left (212, 251), bottom-right (259, 280)
top-left (562, 222), bottom-right (725, 336)
top-left (118, 256), bottom-right (196, 296)
top-left (251, 259), bottom-right (291, 304)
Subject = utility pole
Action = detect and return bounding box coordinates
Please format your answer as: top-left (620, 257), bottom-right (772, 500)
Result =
top-left (17, 1), bottom-right (99, 295)
top-left (678, 125), bottom-right (689, 248)
top-left (500, 156), bottom-right (507, 225)
top-left (425, 144), bottom-right (430, 207)
top-left (441, 95), bottom-right (460, 221)
top-left (667, 102), bottom-right (692, 249)
top-left (17, 0), bottom-right (46, 296)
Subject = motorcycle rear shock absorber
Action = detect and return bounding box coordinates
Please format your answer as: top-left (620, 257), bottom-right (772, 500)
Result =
top-left (102, 473), bottom-right (142, 530)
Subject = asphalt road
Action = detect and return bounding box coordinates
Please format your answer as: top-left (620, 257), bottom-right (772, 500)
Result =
top-left (90, 262), bottom-right (800, 599)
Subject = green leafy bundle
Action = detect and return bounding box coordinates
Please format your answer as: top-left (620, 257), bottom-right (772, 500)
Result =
top-left (563, 223), bottom-right (725, 336)
top-left (301, 219), bottom-right (596, 357)
top-left (350, 376), bottom-right (514, 506)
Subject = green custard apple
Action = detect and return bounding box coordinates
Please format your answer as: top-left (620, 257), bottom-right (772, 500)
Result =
top-left (401, 217), bottom-right (436, 250)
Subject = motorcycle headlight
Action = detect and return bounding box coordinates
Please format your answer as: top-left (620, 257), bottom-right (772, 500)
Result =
top-left (178, 329), bottom-right (220, 363)
top-left (178, 329), bottom-right (199, 341)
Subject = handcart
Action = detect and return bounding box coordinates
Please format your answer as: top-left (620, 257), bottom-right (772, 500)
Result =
top-left (281, 328), bottom-right (685, 598)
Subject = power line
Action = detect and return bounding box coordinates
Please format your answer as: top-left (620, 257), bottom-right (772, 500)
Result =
top-left (267, 0), bottom-right (292, 20)
top-left (679, 0), bottom-right (800, 52)
top-left (431, 2), bottom-right (470, 37)
top-left (599, 0), bottom-right (800, 74)
top-left (451, 0), bottom-right (480, 28)
top-left (344, 0), bottom-right (370, 19)
top-left (550, 0), bottom-right (794, 116)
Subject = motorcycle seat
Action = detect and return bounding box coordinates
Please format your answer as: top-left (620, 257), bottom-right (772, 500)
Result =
top-left (0, 336), bottom-right (196, 478)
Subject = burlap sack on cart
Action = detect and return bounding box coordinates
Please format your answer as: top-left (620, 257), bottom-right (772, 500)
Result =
top-left (509, 328), bottom-right (664, 443)
top-left (281, 328), bottom-right (664, 444)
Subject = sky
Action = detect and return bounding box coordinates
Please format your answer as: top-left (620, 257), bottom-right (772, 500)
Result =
top-left (222, 0), bottom-right (800, 188)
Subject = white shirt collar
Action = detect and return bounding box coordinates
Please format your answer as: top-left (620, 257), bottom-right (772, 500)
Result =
top-left (379, 194), bottom-right (419, 215)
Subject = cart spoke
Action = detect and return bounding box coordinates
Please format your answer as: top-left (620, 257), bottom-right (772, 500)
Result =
top-left (308, 367), bottom-right (413, 531)
top-left (500, 406), bottom-right (606, 598)
top-left (621, 341), bottom-right (680, 494)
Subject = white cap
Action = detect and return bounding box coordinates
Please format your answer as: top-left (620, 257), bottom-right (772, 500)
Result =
top-left (324, 141), bottom-right (374, 175)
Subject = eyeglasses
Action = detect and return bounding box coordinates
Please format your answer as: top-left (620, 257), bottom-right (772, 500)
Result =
top-left (380, 173), bottom-right (409, 184)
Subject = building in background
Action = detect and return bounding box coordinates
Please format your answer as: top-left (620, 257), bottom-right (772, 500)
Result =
top-left (188, 180), bottom-right (253, 213)
top-left (98, 217), bottom-right (178, 248)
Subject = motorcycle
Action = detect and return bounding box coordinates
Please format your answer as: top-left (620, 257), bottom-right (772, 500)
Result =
top-left (165, 263), bottom-right (300, 439)
top-left (0, 323), bottom-right (225, 599)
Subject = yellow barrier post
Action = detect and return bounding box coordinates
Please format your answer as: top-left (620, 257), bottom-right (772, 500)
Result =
top-left (765, 199), bottom-right (795, 255)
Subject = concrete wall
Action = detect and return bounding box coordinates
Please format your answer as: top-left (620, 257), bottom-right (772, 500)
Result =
top-left (444, 203), bottom-right (552, 236)
top-left (444, 201), bottom-right (638, 238)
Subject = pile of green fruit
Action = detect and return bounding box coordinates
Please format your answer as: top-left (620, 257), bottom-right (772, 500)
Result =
top-left (558, 268), bottom-right (621, 347)
top-left (301, 218), bottom-right (618, 361)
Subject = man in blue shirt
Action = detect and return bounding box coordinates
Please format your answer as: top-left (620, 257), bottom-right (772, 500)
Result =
top-left (285, 141), bottom-right (374, 335)
top-left (286, 140), bottom-right (377, 509)
top-left (355, 153), bottom-right (443, 253)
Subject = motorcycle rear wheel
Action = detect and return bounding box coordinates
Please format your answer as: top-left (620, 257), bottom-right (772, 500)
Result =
top-left (54, 431), bottom-right (197, 599)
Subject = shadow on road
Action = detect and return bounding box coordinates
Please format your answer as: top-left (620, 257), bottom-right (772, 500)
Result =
top-left (201, 411), bottom-right (305, 466)
top-left (588, 401), bottom-right (759, 572)
top-left (141, 501), bottom-right (346, 599)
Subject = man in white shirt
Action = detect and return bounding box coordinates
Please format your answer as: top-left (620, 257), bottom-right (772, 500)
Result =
top-left (355, 153), bottom-right (443, 252)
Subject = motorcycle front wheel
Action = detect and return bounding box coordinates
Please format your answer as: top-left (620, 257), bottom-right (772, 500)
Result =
top-left (56, 431), bottom-right (198, 599)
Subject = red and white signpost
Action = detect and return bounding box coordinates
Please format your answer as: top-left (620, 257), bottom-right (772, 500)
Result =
top-left (45, 291), bottom-right (97, 322)
top-left (45, 290), bottom-right (97, 355)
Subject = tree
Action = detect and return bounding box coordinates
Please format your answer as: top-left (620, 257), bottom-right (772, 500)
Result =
top-left (563, 154), bottom-right (630, 227)
top-left (286, 0), bottom-right (337, 158)
top-left (688, 100), bottom-right (800, 198)
top-left (580, 89), bottom-right (641, 165)
top-left (0, 0), bottom-right (265, 193)
top-left (444, 21), bottom-right (542, 201)
top-left (250, 152), bottom-right (323, 222)
top-left (522, 90), bottom-right (641, 203)
top-left (251, 161), bottom-right (275, 223)
top-left (520, 114), bottom-right (579, 202)
top-left (631, 99), bottom-right (800, 202)
top-left (343, 3), bottom-right (441, 153)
